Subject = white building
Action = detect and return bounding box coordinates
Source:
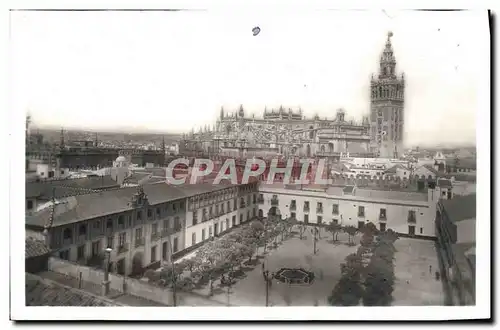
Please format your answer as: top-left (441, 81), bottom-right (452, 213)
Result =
top-left (257, 183), bottom-right (444, 237)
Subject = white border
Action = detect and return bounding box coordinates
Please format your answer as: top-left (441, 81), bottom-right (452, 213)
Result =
top-left (6, 1), bottom-right (492, 322)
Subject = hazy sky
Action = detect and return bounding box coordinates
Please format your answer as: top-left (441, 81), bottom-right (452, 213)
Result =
top-left (10, 10), bottom-right (487, 146)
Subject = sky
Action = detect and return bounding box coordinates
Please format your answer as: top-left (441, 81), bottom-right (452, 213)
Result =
top-left (10, 9), bottom-right (487, 146)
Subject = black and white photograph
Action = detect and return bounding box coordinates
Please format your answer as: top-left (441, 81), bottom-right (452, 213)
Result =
top-left (8, 3), bottom-right (491, 322)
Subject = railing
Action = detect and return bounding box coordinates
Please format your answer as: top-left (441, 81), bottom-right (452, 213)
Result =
top-left (240, 202), bottom-right (246, 208)
top-left (134, 237), bottom-right (145, 248)
top-left (117, 243), bottom-right (129, 254)
top-left (257, 198), bottom-right (264, 204)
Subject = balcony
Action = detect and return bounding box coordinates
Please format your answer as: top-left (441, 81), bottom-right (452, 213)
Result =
top-left (316, 207), bottom-right (323, 214)
top-left (407, 217), bottom-right (416, 224)
top-left (290, 204), bottom-right (296, 211)
top-left (379, 214), bottom-right (387, 221)
top-left (240, 202), bottom-right (246, 208)
top-left (304, 206), bottom-right (310, 212)
top-left (270, 199), bottom-right (279, 206)
top-left (151, 232), bottom-right (161, 241)
top-left (135, 237), bottom-right (145, 248)
top-left (358, 213), bottom-right (365, 218)
top-left (117, 243), bottom-right (129, 254)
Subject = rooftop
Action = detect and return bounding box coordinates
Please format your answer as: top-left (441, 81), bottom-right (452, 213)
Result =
top-left (25, 237), bottom-right (51, 259)
top-left (26, 175), bottom-right (120, 199)
top-left (440, 194), bottom-right (476, 222)
top-left (25, 272), bottom-right (120, 306)
top-left (26, 182), bottom-right (237, 228)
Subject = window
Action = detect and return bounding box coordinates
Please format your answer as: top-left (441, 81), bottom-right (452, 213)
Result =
top-left (147, 209), bottom-right (153, 218)
top-left (77, 245), bottom-right (85, 260)
top-left (27, 200), bottom-right (33, 210)
top-left (48, 171), bottom-right (54, 178)
top-left (408, 225), bottom-right (416, 235)
top-left (78, 224), bottom-right (86, 236)
top-left (358, 206), bottom-right (365, 217)
top-left (209, 226), bottom-right (213, 237)
top-left (173, 203), bottom-right (177, 212)
top-left (247, 211), bottom-right (250, 221)
top-left (107, 236), bottom-right (114, 249)
top-left (202, 229), bottom-right (206, 241)
top-left (253, 194), bottom-right (256, 204)
top-left (137, 211), bottom-right (142, 221)
top-left (304, 201), bottom-right (310, 211)
top-left (408, 210), bottom-right (416, 223)
top-left (317, 216), bottom-right (323, 224)
top-left (156, 208), bottom-right (161, 217)
top-left (304, 214), bottom-right (309, 224)
top-left (118, 232), bottom-right (126, 247)
top-left (106, 219), bottom-right (113, 230)
top-left (332, 219), bottom-right (338, 225)
top-left (226, 218), bottom-right (230, 230)
top-left (317, 202), bottom-right (323, 213)
top-left (152, 223), bottom-right (158, 235)
top-left (420, 227), bottom-right (423, 234)
top-left (151, 246), bottom-right (157, 263)
top-left (135, 227), bottom-right (143, 241)
top-left (240, 214), bottom-right (243, 224)
top-left (180, 201), bottom-right (185, 209)
top-left (379, 208), bottom-right (387, 220)
top-left (380, 223), bottom-right (386, 232)
top-left (221, 203), bottom-right (225, 214)
top-left (192, 210), bottom-right (198, 225)
top-left (358, 221), bottom-right (365, 229)
top-left (173, 237), bottom-right (178, 252)
top-left (291, 212), bottom-right (296, 219)
top-left (91, 241), bottom-right (100, 256)
top-left (163, 219), bottom-right (170, 231)
top-left (290, 200), bottom-right (296, 210)
top-left (227, 201), bottom-right (231, 212)
top-left (253, 208), bottom-right (256, 217)
top-left (118, 216), bottom-right (125, 227)
top-left (332, 204), bottom-right (339, 215)
top-left (174, 217), bottom-right (181, 230)
top-left (232, 216), bottom-right (236, 226)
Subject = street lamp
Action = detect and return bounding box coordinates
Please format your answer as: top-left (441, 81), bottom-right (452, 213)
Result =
top-left (310, 227), bottom-right (319, 255)
top-left (262, 262), bottom-right (275, 307)
top-left (102, 247), bottom-right (112, 296)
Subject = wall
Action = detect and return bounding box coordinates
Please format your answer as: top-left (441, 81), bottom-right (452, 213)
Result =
top-left (47, 257), bottom-right (174, 305)
top-left (258, 189), bottom-right (436, 237)
top-left (452, 181), bottom-right (476, 196)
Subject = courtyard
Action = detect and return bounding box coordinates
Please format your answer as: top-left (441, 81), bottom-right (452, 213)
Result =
top-left (184, 228), bottom-right (446, 306)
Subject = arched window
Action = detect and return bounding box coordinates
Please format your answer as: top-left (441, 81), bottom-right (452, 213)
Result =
top-left (328, 143), bottom-right (334, 152)
top-left (320, 145), bottom-right (325, 153)
top-left (309, 126), bottom-right (314, 139)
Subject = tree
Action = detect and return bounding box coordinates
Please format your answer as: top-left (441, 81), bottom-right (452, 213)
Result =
top-left (360, 223), bottom-right (378, 248)
top-left (183, 258), bottom-right (200, 276)
top-left (326, 222), bottom-right (342, 242)
top-left (343, 225), bottom-right (358, 245)
top-left (328, 253), bottom-right (364, 306)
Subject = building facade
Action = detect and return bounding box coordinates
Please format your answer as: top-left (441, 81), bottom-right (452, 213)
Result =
top-left (257, 183), bottom-right (442, 237)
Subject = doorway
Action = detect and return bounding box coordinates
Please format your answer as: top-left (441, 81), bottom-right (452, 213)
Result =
top-left (408, 225), bottom-right (416, 236)
top-left (379, 223), bottom-right (386, 232)
top-left (214, 223), bottom-right (219, 236)
top-left (117, 258), bottom-right (125, 275)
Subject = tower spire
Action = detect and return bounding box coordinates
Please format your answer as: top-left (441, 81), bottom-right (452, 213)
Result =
top-left (59, 128), bottom-right (65, 151)
top-left (379, 31), bottom-right (396, 78)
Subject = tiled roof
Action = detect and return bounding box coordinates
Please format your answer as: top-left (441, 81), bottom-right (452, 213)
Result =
top-left (26, 176), bottom-right (120, 200)
top-left (25, 237), bottom-right (51, 258)
top-left (383, 164), bottom-right (407, 174)
top-left (26, 182), bottom-right (237, 228)
top-left (25, 273), bottom-right (119, 306)
top-left (440, 194), bottom-right (476, 223)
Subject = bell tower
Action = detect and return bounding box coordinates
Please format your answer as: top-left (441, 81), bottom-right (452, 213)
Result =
top-left (370, 32), bottom-right (405, 158)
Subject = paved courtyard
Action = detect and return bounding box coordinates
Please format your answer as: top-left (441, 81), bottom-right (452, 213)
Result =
top-left (190, 230), bottom-right (446, 306)
top-left (392, 238), bottom-right (445, 305)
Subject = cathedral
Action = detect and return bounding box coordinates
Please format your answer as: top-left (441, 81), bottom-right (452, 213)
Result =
top-left (181, 32), bottom-right (405, 160)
